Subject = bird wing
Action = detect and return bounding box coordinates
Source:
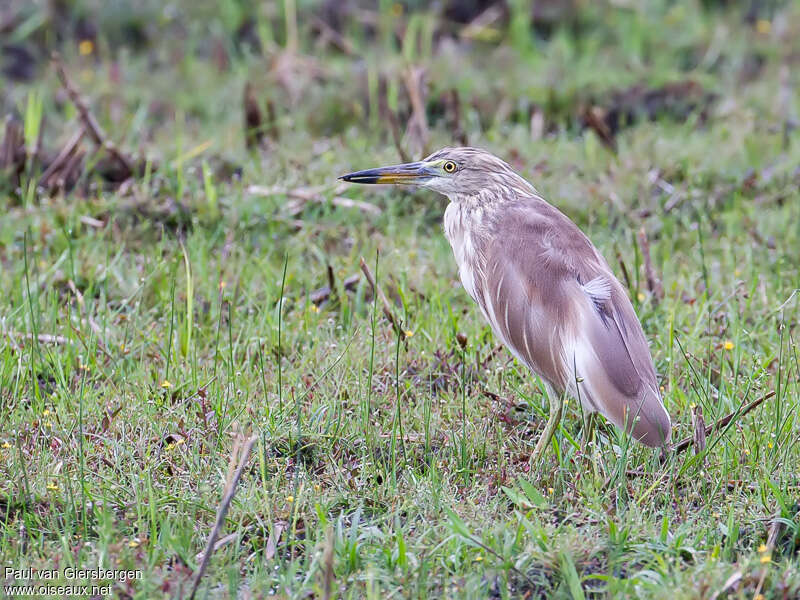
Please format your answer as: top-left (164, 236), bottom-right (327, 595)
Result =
top-left (475, 199), bottom-right (671, 446)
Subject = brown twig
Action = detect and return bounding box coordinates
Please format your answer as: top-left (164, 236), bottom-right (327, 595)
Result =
top-left (691, 404), bottom-right (707, 457)
top-left (480, 344), bottom-right (505, 369)
top-left (194, 532), bottom-right (238, 562)
top-left (310, 274), bottom-right (360, 306)
top-left (613, 242), bottom-right (633, 291)
top-left (402, 66), bottom-right (429, 156)
top-left (189, 432), bottom-right (257, 600)
top-left (444, 89), bottom-right (468, 146)
top-left (481, 388), bottom-right (502, 402)
top-left (671, 391), bottom-right (775, 455)
top-left (765, 511), bottom-right (786, 549)
top-left (709, 571), bottom-right (743, 600)
top-left (385, 105), bottom-right (411, 163)
top-left (39, 129), bottom-right (84, 188)
top-left (53, 53), bottom-right (136, 178)
top-left (326, 264), bottom-right (336, 298)
top-left (311, 16), bottom-right (356, 56)
top-left (580, 105), bottom-right (617, 151)
top-left (0, 116), bottom-right (24, 172)
top-left (359, 256), bottom-right (403, 337)
top-left (57, 148), bottom-right (87, 190)
top-left (243, 81), bottom-right (264, 149)
top-left (636, 226), bottom-right (664, 304)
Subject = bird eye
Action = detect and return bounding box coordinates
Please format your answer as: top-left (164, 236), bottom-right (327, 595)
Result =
top-left (443, 160), bottom-right (457, 173)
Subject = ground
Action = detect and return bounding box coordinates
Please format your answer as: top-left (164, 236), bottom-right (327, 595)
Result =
top-left (1, 1), bottom-right (799, 598)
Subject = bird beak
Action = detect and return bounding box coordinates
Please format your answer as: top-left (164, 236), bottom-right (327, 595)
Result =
top-left (338, 161), bottom-right (435, 185)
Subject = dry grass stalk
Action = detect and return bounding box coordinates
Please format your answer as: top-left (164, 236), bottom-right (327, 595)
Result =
top-left (359, 256), bottom-right (403, 337)
top-left (637, 226), bottom-right (664, 304)
top-left (53, 53), bottom-right (136, 178)
top-left (671, 391), bottom-right (775, 455)
top-left (613, 242), bottom-right (633, 291)
top-left (0, 116), bottom-right (24, 171)
top-left (189, 431), bottom-right (257, 600)
top-left (38, 129), bottom-right (84, 188)
top-left (691, 404), bottom-right (707, 457)
top-left (385, 104), bottom-right (411, 163)
top-left (402, 66), bottom-right (429, 156)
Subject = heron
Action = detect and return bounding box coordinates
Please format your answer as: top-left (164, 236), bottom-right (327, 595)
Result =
top-left (340, 147), bottom-right (671, 463)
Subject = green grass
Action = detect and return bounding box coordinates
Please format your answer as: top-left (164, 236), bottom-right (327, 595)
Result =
top-left (1, 1), bottom-right (800, 598)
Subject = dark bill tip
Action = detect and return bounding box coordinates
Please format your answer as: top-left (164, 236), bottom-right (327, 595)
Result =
top-left (338, 161), bottom-right (432, 185)
top-left (338, 169), bottom-right (383, 184)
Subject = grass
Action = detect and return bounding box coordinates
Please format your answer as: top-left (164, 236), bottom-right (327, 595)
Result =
top-left (1, 1), bottom-right (800, 598)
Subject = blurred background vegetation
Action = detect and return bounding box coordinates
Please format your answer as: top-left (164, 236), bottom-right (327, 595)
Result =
top-left (2, 0), bottom-right (795, 200)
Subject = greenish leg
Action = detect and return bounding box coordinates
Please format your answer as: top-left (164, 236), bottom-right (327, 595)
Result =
top-left (530, 386), bottom-right (563, 465)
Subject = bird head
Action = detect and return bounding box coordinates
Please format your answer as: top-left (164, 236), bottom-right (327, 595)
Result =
top-left (339, 147), bottom-right (534, 200)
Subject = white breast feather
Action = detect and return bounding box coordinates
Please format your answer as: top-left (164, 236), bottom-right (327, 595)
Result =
top-left (444, 202), bottom-right (480, 301)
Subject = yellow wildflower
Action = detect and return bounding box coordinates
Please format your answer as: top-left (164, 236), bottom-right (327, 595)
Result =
top-left (78, 40), bottom-right (94, 55)
top-left (46, 482), bottom-right (58, 491)
top-left (286, 495), bottom-right (294, 503)
top-left (758, 544), bottom-right (768, 553)
top-left (167, 438), bottom-right (185, 451)
top-left (756, 19), bottom-right (771, 34)
top-left (637, 292), bottom-right (645, 301)
top-left (160, 380), bottom-right (172, 389)
top-left (43, 409), bottom-right (50, 417)
top-left (760, 554), bottom-right (771, 564)
top-left (405, 330), bottom-right (414, 338)
top-left (128, 539), bottom-right (140, 548)
top-left (1, 442), bottom-right (11, 449)
top-left (723, 340), bottom-right (734, 351)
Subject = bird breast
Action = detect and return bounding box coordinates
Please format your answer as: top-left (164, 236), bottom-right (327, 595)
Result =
top-left (443, 200), bottom-right (534, 373)
top-left (443, 201), bottom-right (485, 303)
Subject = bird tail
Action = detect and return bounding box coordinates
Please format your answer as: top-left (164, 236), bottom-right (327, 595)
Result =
top-left (569, 299), bottom-right (672, 447)
top-left (571, 354), bottom-right (672, 447)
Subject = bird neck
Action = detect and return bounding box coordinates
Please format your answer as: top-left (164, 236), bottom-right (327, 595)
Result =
top-left (447, 175), bottom-right (538, 211)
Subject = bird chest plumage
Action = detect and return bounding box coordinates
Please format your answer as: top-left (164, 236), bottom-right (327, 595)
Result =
top-left (443, 200), bottom-right (485, 304)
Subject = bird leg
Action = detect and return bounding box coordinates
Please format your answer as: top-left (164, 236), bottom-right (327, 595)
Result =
top-left (530, 386), bottom-right (563, 465)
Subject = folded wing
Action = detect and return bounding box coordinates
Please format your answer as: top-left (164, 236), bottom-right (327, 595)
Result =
top-left (475, 200), bottom-right (671, 446)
